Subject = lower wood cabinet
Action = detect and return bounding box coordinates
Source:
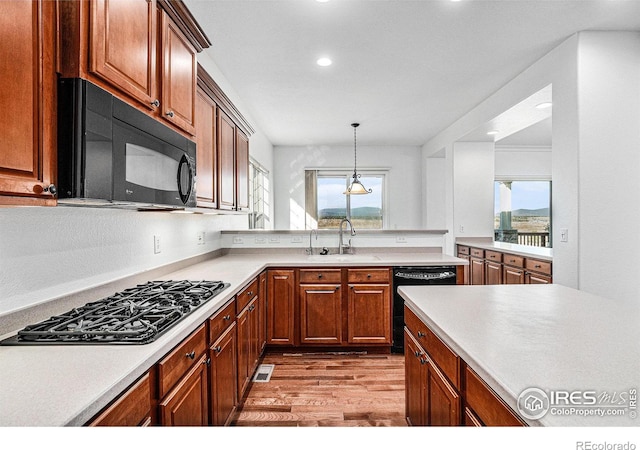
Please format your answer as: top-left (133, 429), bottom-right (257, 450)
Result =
top-left (208, 300), bottom-right (237, 426)
top-left (159, 353), bottom-right (209, 426)
top-left (267, 269), bottom-right (296, 346)
top-left (347, 283), bottom-right (391, 345)
top-left (89, 373), bottom-right (152, 426)
top-left (405, 306), bottom-right (525, 427)
top-left (299, 282), bottom-right (342, 345)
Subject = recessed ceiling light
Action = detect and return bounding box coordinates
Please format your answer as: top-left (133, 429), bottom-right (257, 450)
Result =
top-left (316, 57), bottom-right (332, 67)
top-left (535, 102), bottom-right (553, 109)
top-left (487, 130), bottom-right (500, 136)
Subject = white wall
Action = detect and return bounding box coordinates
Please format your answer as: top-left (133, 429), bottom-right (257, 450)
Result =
top-left (494, 147), bottom-right (552, 180)
top-left (0, 207), bottom-right (246, 316)
top-left (453, 142), bottom-right (496, 238)
top-left (273, 145), bottom-right (422, 230)
top-left (424, 154), bottom-right (447, 230)
top-left (423, 31), bottom-right (640, 302)
top-left (576, 32), bottom-right (640, 300)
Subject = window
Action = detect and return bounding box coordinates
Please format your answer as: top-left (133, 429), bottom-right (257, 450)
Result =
top-left (249, 159), bottom-right (270, 229)
top-left (494, 180), bottom-right (551, 248)
top-left (305, 170), bottom-right (385, 229)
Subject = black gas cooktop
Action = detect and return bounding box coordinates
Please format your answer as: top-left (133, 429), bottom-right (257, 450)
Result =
top-left (1, 280), bottom-right (229, 345)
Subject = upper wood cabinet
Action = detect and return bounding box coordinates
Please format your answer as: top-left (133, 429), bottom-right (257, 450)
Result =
top-left (159, 8), bottom-right (197, 135)
top-left (59, 0), bottom-right (208, 137)
top-left (195, 86), bottom-right (217, 207)
top-left (89, 0), bottom-right (157, 108)
top-left (196, 66), bottom-right (255, 212)
top-left (217, 109), bottom-right (237, 210)
top-left (0, 0), bottom-right (57, 205)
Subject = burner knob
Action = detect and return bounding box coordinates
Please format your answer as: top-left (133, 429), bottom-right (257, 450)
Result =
top-left (185, 350), bottom-right (196, 360)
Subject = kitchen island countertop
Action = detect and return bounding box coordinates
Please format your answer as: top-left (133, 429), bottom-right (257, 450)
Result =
top-left (0, 250), bottom-right (465, 426)
top-left (399, 284), bottom-right (639, 427)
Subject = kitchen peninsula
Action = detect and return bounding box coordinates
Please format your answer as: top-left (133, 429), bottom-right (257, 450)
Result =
top-left (400, 284), bottom-right (639, 427)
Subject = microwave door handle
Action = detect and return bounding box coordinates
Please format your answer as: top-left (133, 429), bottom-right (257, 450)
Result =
top-left (177, 154), bottom-right (193, 205)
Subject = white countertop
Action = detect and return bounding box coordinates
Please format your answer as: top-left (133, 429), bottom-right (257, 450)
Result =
top-left (0, 251), bottom-right (465, 426)
top-left (399, 284), bottom-right (639, 427)
top-left (456, 239), bottom-right (553, 261)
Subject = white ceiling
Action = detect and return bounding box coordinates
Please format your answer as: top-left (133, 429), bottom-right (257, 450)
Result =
top-left (184, 0), bottom-right (640, 147)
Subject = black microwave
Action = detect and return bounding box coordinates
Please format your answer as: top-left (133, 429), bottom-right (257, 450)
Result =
top-left (57, 78), bottom-right (196, 209)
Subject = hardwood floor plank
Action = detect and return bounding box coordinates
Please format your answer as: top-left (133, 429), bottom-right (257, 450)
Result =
top-left (231, 352), bottom-right (407, 427)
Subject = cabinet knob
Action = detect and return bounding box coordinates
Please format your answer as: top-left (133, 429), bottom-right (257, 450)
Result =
top-left (417, 331), bottom-right (425, 338)
top-left (247, 291), bottom-right (253, 296)
top-left (151, 99), bottom-right (160, 107)
top-left (185, 351), bottom-right (196, 360)
top-left (317, 274), bottom-right (323, 279)
top-left (34, 184), bottom-right (57, 196)
top-left (204, 357), bottom-right (211, 367)
top-left (214, 346), bottom-right (222, 353)
top-left (166, 110), bottom-right (175, 118)
top-left (367, 274), bottom-right (371, 278)
top-left (223, 314), bottom-right (231, 321)
top-left (420, 357), bottom-right (427, 365)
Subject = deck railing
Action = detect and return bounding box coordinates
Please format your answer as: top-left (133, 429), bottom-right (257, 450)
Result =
top-left (517, 232), bottom-right (549, 248)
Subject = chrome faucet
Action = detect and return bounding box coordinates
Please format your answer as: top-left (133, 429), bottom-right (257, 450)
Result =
top-left (338, 218), bottom-right (356, 254)
top-left (307, 229), bottom-right (318, 255)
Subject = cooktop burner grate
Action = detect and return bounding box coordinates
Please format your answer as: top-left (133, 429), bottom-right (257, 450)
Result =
top-left (1, 280), bottom-right (229, 345)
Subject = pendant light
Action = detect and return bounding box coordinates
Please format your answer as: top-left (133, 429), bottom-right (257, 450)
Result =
top-left (344, 123), bottom-right (372, 195)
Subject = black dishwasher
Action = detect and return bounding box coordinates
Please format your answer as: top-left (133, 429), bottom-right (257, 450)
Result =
top-left (391, 266), bottom-right (457, 353)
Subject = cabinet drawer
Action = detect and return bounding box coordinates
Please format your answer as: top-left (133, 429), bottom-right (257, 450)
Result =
top-left (470, 248), bottom-right (484, 258)
top-left (89, 373), bottom-right (151, 426)
top-left (404, 306), bottom-right (460, 389)
top-left (299, 269), bottom-right (342, 284)
top-left (158, 324), bottom-right (207, 398)
top-left (237, 277), bottom-right (258, 312)
top-left (525, 258), bottom-right (552, 276)
top-left (485, 251), bottom-right (502, 262)
top-left (347, 268), bottom-right (390, 283)
top-left (503, 254), bottom-right (524, 268)
top-left (457, 246), bottom-right (470, 256)
top-left (209, 299), bottom-right (236, 343)
top-left (465, 367), bottom-right (525, 426)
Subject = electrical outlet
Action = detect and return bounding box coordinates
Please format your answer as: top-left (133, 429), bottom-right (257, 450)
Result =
top-left (396, 236), bottom-right (407, 243)
top-left (291, 236), bottom-right (303, 243)
top-left (459, 225), bottom-right (464, 233)
top-left (269, 236), bottom-right (280, 244)
top-left (233, 236), bottom-right (244, 244)
top-left (196, 231), bottom-right (205, 245)
top-left (255, 236), bottom-right (266, 244)
top-left (154, 235), bottom-right (161, 254)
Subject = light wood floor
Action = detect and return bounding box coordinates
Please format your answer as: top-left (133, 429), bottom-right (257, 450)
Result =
top-left (231, 351), bottom-right (407, 426)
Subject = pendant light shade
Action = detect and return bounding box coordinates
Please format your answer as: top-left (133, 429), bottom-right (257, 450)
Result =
top-left (344, 123), bottom-right (372, 195)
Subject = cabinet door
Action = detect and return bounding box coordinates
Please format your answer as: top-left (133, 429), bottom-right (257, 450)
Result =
top-left (503, 266), bottom-right (525, 284)
top-left (249, 300), bottom-right (260, 372)
top-left (525, 273), bottom-right (552, 284)
top-left (267, 269), bottom-right (296, 345)
top-left (299, 284), bottom-right (342, 345)
top-left (0, 0), bottom-right (56, 205)
top-left (160, 9), bottom-right (197, 135)
top-left (347, 284), bottom-right (391, 345)
top-left (405, 330), bottom-right (427, 426)
top-left (217, 108), bottom-right (236, 210)
top-left (427, 360), bottom-right (461, 426)
top-left (236, 303), bottom-right (251, 398)
top-left (470, 258), bottom-right (485, 285)
top-left (90, 0), bottom-right (156, 108)
top-left (195, 86), bottom-right (217, 207)
top-left (209, 323), bottom-right (237, 426)
top-left (484, 261), bottom-right (502, 285)
top-left (236, 129), bottom-right (249, 211)
top-left (89, 373), bottom-right (151, 426)
top-left (258, 271), bottom-right (267, 353)
top-left (159, 354), bottom-right (209, 426)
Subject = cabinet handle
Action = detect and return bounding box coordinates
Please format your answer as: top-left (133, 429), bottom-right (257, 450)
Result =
top-left (510, 259), bottom-right (516, 263)
top-left (223, 314), bottom-right (231, 321)
top-left (534, 264), bottom-right (542, 269)
top-left (214, 346), bottom-right (222, 353)
top-left (420, 357), bottom-right (427, 365)
top-left (185, 351), bottom-right (196, 360)
top-left (417, 331), bottom-right (425, 338)
top-left (247, 291), bottom-right (253, 296)
top-left (166, 110), bottom-right (175, 118)
top-left (249, 304), bottom-right (255, 311)
top-left (151, 99), bottom-right (160, 107)
top-left (204, 357), bottom-right (211, 367)
top-left (34, 184), bottom-right (57, 196)
top-left (414, 350), bottom-right (420, 357)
